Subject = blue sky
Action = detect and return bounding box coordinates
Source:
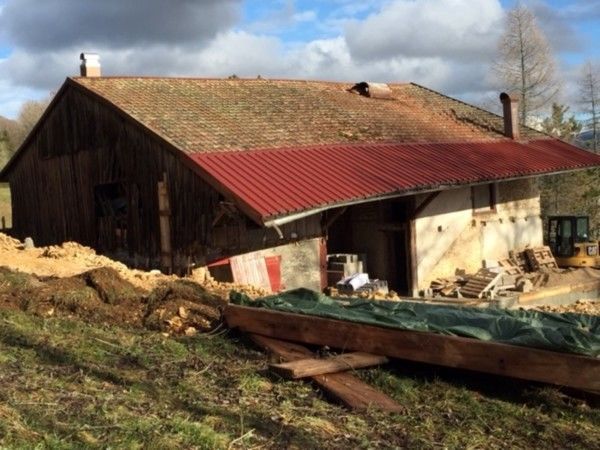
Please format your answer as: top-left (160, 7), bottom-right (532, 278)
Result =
top-left (0, 0), bottom-right (598, 119)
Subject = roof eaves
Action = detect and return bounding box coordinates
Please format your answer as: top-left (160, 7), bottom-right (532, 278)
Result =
top-left (261, 163), bottom-right (600, 227)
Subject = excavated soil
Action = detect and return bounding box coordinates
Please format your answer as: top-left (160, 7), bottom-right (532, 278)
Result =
top-left (0, 234), bottom-right (175, 290)
top-left (0, 266), bottom-right (227, 334)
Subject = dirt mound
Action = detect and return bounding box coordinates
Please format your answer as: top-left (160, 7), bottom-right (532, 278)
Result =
top-left (0, 233), bottom-right (175, 291)
top-left (81, 267), bottom-right (144, 305)
top-left (0, 233), bottom-right (20, 251)
top-left (0, 265), bottom-right (227, 333)
top-left (144, 280), bottom-right (226, 335)
top-left (18, 269), bottom-right (146, 327)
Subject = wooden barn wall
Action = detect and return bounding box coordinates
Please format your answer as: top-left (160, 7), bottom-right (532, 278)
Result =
top-left (6, 86), bottom-right (323, 271)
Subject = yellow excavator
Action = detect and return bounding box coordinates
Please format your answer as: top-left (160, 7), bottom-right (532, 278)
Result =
top-left (547, 216), bottom-right (600, 268)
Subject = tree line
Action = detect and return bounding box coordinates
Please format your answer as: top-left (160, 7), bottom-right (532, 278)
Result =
top-left (495, 5), bottom-right (600, 238)
top-left (0, 99), bottom-right (50, 169)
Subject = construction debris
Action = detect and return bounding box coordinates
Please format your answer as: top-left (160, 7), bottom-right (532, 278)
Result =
top-left (326, 253), bottom-right (365, 286)
top-left (428, 246), bottom-right (575, 301)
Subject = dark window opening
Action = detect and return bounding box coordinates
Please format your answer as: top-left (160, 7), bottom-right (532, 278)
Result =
top-left (472, 184), bottom-right (496, 213)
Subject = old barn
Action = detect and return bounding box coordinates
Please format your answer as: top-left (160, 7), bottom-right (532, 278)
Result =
top-left (2, 55), bottom-right (600, 295)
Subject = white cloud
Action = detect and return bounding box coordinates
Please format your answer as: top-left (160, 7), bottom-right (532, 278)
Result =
top-left (0, 0), bottom-right (592, 119)
top-left (345, 0), bottom-right (504, 61)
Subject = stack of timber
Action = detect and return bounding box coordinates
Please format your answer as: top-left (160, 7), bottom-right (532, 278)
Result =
top-left (430, 275), bottom-right (466, 297)
top-left (225, 305), bottom-right (600, 393)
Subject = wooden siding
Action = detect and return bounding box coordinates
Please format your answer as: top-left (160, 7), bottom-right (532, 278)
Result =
top-left (6, 85), bottom-right (322, 272)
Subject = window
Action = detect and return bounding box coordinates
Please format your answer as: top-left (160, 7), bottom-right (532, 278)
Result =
top-left (472, 184), bottom-right (496, 214)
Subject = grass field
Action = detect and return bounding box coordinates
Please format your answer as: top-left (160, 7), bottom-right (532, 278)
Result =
top-left (0, 183), bottom-right (11, 228)
top-left (0, 308), bottom-right (598, 449)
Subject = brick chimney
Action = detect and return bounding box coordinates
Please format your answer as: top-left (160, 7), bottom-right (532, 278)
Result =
top-left (80, 53), bottom-right (101, 77)
top-left (499, 92), bottom-right (520, 140)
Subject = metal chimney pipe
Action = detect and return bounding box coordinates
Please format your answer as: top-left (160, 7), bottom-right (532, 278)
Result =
top-left (80, 53), bottom-right (101, 77)
top-left (499, 92), bottom-right (520, 140)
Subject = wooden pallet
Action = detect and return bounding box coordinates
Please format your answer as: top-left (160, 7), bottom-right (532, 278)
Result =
top-left (508, 250), bottom-right (529, 272)
top-left (498, 258), bottom-right (524, 276)
top-left (461, 268), bottom-right (504, 298)
top-left (524, 246), bottom-right (558, 271)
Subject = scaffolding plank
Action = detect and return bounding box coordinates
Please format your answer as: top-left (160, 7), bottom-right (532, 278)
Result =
top-left (226, 305), bottom-right (600, 392)
top-left (270, 352), bottom-right (388, 379)
top-left (249, 334), bottom-right (403, 412)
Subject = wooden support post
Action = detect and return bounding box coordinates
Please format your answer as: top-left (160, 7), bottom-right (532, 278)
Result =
top-left (157, 173), bottom-right (173, 274)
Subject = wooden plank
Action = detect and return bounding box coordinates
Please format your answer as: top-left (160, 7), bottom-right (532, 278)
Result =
top-left (250, 334), bottom-right (403, 412)
top-left (270, 352), bottom-right (389, 379)
top-left (226, 306), bottom-right (600, 392)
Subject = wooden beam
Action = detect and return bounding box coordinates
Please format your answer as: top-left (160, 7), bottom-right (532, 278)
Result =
top-left (270, 352), bottom-right (388, 379)
top-left (412, 191), bottom-right (440, 219)
top-left (226, 306), bottom-right (600, 391)
top-left (157, 173), bottom-right (173, 274)
top-left (250, 334), bottom-right (403, 412)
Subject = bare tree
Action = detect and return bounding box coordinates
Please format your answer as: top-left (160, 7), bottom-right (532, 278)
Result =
top-left (579, 61), bottom-right (600, 152)
top-left (494, 5), bottom-right (560, 125)
top-left (12, 99), bottom-right (50, 147)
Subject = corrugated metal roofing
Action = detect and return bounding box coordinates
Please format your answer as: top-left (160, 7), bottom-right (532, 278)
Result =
top-left (191, 139), bottom-right (600, 223)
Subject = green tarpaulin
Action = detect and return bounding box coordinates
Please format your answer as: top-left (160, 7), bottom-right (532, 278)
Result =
top-left (230, 288), bottom-right (600, 358)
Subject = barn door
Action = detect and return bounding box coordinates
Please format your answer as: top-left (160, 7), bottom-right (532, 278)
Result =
top-left (94, 181), bottom-right (136, 255)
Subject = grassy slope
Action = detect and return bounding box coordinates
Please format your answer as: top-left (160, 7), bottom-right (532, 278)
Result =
top-left (0, 184), bottom-right (11, 228)
top-left (0, 310), bottom-right (598, 449)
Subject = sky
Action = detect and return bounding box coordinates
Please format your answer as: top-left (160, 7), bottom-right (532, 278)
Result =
top-left (0, 0), bottom-right (598, 119)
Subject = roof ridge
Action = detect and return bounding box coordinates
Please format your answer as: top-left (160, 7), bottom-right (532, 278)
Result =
top-left (70, 75), bottom-right (411, 87)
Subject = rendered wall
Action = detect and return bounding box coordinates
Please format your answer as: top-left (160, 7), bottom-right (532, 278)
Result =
top-left (235, 237), bottom-right (323, 292)
top-left (414, 179), bottom-right (543, 292)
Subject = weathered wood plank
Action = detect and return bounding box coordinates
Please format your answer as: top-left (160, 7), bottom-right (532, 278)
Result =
top-left (250, 334), bottom-right (403, 412)
top-left (270, 352), bottom-right (388, 379)
top-left (227, 306), bottom-right (600, 391)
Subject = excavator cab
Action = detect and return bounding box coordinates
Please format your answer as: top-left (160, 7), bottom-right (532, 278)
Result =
top-left (547, 216), bottom-right (600, 268)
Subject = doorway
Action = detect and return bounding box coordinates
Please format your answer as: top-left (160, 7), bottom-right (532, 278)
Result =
top-left (326, 198), bottom-right (413, 295)
top-left (94, 182), bottom-right (133, 254)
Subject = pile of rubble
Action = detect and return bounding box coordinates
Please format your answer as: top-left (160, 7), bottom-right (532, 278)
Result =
top-left (534, 299), bottom-right (600, 315)
top-left (429, 246), bottom-right (562, 300)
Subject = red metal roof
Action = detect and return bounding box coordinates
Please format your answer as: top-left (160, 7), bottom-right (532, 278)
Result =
top-left (190, 139), bottom-right (600, 224)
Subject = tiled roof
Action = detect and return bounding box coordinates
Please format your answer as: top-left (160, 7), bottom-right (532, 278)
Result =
top-left (72, 77), bottom-right (545, 154)
top-left (192, 139), bottom-right (600, 224)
